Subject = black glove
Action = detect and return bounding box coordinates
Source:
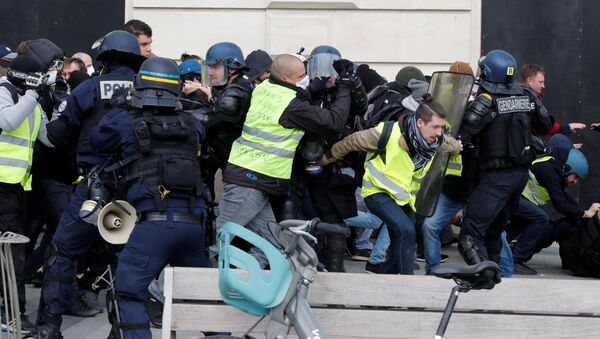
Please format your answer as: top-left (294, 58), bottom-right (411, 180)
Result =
top-left (333, 59), bottom-right (354, 77)
top-left (333, 59), bottom-right (357, 89)
top-left (110, 86), bottom-right (131, 109)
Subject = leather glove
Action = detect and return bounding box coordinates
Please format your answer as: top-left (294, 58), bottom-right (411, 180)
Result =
top-left (333, 59), bottom-right (357, 89)
top-left (110, 86), bottom-right (131, 109)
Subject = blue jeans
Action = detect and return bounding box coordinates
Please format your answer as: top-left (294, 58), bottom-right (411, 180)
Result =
top-left (507, 197), bottom-right (550, 263)
top-left (499, 231), bottom-right (513, 278)
top-left (365, 193), bottom-right (415, 275)
top-left (345, 211), bottom-right (390, 264)
top-left (422, 193), bottom-right (465, 271)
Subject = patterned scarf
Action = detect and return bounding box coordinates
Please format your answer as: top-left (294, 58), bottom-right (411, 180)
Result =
top-left (406, 114), bottom-right (441, 169)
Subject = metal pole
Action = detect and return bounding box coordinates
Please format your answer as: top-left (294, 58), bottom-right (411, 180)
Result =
top-left (434, 285), bottom-right (462, 338)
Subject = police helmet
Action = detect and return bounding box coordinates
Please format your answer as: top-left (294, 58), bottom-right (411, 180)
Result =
top-left (564, 149), bottom-right (589, 179)
top-left (178, 59), bottom-right (202, 76)
top-left (205, 42), bottom-right (245, 69)
top-left (94, 30), bottom-right (145, 70)
top-left (308, 45), bottom-right (341, 79)
top-left (131, 57), bottom-right (181, 109)
top-left (478, 50), bottom-right (517, 84)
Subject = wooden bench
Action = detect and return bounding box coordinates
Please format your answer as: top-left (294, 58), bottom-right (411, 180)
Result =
top-left (162, 267), bottom-right (600, 339)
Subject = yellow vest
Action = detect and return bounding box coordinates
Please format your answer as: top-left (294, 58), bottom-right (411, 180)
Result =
top-left (228, 80), bottom-right (304, 179)
top-left (0, 104), bottom-right (42, 190)
top-left (522, 156), bottom-right (553, 206)
top-left (361, 122), bottom-right (417, 210)
top-left (445, 154), bottom-right (463, 177)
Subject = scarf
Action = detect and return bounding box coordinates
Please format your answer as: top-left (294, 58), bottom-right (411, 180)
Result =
top-left (406, 114), bottom-right (441, 169)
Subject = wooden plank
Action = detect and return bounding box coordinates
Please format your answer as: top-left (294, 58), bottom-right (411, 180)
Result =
top-left (161, 267), bottom-right (175, 339)
top-left (170, 267), bottom-right (600, 315)
top-left (169, 304), bottom-right (600, 339)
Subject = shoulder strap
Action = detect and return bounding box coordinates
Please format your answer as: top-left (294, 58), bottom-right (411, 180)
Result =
top-left (0, 82), bottom-right (19, 104)
top-left (368, 120), bottom-right (394, 164)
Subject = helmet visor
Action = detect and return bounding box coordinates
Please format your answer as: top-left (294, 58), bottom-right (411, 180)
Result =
top-left (308, 53), bottom-right (340, 79)
top-left (205, 62), bottom-right (227, 87)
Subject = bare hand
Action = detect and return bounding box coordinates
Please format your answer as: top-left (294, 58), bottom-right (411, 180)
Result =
top-left (197, 83), bottom-right (212, 100)
top-left (569, 122), bottom-right (586, 133)
top-left (318, 154), bottom-right (331, 166)
top-left (583, 202), bottom-right (600, 219)
top-left (573, 143), bottom-right (583, 149)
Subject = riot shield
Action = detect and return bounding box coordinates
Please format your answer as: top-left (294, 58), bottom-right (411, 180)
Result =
top-left (415, 71), bottom-right (474, 217)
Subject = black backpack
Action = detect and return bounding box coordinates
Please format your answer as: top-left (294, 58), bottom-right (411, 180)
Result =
top-left (559, 214), bottom-right (600, 277)
top-left (355, 85), bottom-right (405, 131)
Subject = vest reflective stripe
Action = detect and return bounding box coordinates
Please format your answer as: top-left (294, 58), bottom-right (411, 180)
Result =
top-left (235, 135), bottom-right (296, 159)
top-left (361, 122), bottom-right (415, 209)
top-left (0, 104), bottom-right (42, 188)
top-left (521, 156), bottom-right (553, 206)
top-left (445, 154), bottom-right (463, 177)
top-left (228, 80), bottom-right (304, 179)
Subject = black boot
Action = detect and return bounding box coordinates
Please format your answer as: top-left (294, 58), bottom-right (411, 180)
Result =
top-left (65, 287), bottom-right (101, 317)
top-left (33, 312), bottom-right (63, 339)
top-left (458, 235), bottom-right (484, 265)
top-left (324, 233), bottom-right (347, 272)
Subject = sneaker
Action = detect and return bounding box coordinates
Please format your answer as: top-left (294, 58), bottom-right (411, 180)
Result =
top-left (351, 249), bottom-right (371, 262)
top-left (513, 262), bottom-right (538, 275)
top-left (145, 293), bottom-right (163, 328)
top-left (1, 313), bottom-right (35, 335)
top-left (416, 254), bottom-right (449, 262)
top-left (365, 262), bottom-right (383, 274)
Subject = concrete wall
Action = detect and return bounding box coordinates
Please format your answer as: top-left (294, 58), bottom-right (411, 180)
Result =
top-left (125, 0), bottom-right (481, 80)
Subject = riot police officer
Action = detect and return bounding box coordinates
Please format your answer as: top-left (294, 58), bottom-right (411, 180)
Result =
top-left (300, 45), bottom-right (368, 272)
top-left (35, 30), bottom-right (145, 338)
top-left (194, 42), bottom-right (253, 200)
top-left (89, 56), bottom-right (211, 339)
top-left (457, 50), bottom-right (552, 281)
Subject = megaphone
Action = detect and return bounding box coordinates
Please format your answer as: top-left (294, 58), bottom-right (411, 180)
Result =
top-left (97, 200), bottom-right (137, 245)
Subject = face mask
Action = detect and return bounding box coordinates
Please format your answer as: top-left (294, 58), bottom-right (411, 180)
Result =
top-left (45, 71), bottom-right (58, 86)
top-left (87, 65), bottom-right (95, 76)
top-left (296, 75), bottom-right (310, 90)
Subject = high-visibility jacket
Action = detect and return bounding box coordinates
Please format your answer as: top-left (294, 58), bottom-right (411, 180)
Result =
top-left (521, 156), bottom-right (553, 206)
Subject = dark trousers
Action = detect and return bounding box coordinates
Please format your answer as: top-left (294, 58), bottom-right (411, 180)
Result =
top-left (25, 177), bottom-right (73, 281)
top-left (506, 196), bottom-right (550, 263)
top-left (116, 210), bottom-right (211, 339)
top-left (0, 182), bottom-right (27, 313)
top-left (460, 168), bottom-right (528, 262)
top-left (41, 182), bottom-right (103, 316)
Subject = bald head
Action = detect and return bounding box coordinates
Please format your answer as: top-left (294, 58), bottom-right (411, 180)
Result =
top-left (72, 52), bottom-right (92, 67)
top-left (272, 54), bottom-right (306, 85)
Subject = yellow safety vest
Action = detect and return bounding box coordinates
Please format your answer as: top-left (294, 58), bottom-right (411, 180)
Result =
top-left (0, 104), bottom-right (42, 190)
top-left (521, 155), bottom-right (553, 206)
top-left (228, 80), bottom-right (304, 179)
top-left (445, 154), bottom-right (463, 177)
top-left (362, 122), bottom-right (419, 210)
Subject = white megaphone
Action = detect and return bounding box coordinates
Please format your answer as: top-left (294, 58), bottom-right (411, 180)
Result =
top-left (97, 200), bottom-right (137, 245)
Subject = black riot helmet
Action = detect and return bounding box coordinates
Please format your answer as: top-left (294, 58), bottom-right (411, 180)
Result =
top-left (93, 30), bottom-right (145, 70)
top-left (130, 57), bottom-right (182, 109)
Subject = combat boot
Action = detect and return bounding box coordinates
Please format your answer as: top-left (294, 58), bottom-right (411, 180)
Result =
top-left (324, 233), bottom-right (347, 272)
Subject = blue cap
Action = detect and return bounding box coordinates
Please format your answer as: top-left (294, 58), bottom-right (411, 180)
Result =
top-left (0, 44), bottom-right (17, 65)
top-left (178, 59), bottom-right (202, 75)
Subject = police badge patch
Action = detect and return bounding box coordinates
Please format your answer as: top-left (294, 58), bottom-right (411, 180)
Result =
top-left (58, 100), bottom-right (67, 113)
top-left (496, 96), bottom-right (530, 114)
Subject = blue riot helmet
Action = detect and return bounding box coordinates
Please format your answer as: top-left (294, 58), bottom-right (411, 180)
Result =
top-left (179, 59), bottom-right (202, 82)
top-left (131, 57), bottom-right (182, 109)
top-left (205, 42), bottom-right (245, 87)
top-left (564, 149), bottom-right (589, 180)
top-left (93, 30), bottom-right (145, 71)
top-left (308, 45), bottom-right (341, 80)
top-left (478, 50), bottom-right (517, 84)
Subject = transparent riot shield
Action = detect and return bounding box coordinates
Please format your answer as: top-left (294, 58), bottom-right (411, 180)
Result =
top-left (415, 71), bottom-right (474, 217)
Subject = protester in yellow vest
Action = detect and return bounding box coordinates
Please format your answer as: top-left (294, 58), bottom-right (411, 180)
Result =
top-left (216, 54), bottom-right (359, 268)
top-left (507, 136), bottom-right (600, 275)
top-left (322, 94), bottom-right (461, 274)
top-left (0, 38), bottom-right (62, 333)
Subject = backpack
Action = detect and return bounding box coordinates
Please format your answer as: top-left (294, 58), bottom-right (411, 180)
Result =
top-left (355, 84), bottom-right (405, 131)
top-left (559, 215), bottom-right (600, 277)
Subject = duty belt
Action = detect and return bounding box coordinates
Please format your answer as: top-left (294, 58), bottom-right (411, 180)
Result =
top-left (140, 212), bottom-right (203, 224)
top-left (480, 158), bottom-right (517, 170)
